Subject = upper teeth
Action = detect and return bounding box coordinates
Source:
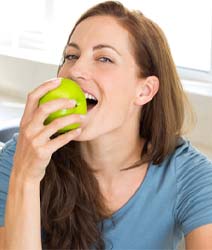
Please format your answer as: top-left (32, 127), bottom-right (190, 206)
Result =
top-left (85, 92), bottom-right (97, 101)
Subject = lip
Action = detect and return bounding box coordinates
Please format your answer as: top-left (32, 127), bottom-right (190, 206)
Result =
top-left (81, 88), bottom-right (98, 101)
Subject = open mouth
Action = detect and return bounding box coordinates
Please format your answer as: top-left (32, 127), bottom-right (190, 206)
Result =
top-left (85, 92), bottom-right (98, 111)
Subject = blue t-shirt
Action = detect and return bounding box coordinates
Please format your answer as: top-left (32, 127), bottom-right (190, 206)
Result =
top-left (0, 134), bottom-right (212, 249)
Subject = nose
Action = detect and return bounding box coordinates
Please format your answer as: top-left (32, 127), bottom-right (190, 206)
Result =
top-left (68, 57), bottom-right (91, 82)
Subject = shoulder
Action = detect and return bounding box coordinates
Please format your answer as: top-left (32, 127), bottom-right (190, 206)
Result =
top-left (0, 133), bottom-right (18, 162)
top-left (173, 137), bottom-right (212, 187)
top-left (0, 133), bottom-right (18, 226)
top-left (171, 137), bottom-right (212, 236)
top-left (0, 133), bottom-right (18, 155)
top-left (150, 137), bottom-right (212, 186)
top-left (0, 133), bottom-right (18, 181)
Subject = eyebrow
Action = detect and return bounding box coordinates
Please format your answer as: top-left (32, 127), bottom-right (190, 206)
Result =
top-left (67, 42), bottom-right (121, 56)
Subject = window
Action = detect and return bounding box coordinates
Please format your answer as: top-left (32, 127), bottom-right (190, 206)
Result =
top-left (0, 0), bottom-right (50, 62)
top-left (121, 0), bottom-right (212, 82)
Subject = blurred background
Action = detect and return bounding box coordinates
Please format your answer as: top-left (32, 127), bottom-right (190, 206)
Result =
top-left (0, 1), bottom-right (212, 249)
top-left (0, 0), bottom-right (212, 160)
top-left (0, 0), bottom-right (212, 154)
top-left (0, 0), bottom-right (212, 159)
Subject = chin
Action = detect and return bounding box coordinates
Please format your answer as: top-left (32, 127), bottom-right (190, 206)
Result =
top-left (73, 129), bottom-right (101, 142)
top-left (73, 131), bottom-right (93, 142)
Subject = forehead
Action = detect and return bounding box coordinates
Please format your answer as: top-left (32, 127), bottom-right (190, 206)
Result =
top-left (70, 15), bottom-right (132, 52)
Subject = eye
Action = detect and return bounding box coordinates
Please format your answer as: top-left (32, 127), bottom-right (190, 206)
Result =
top-left (98, 57), bottom-right (113, 63)
top-left (64, 54), bottom-right (79, 61)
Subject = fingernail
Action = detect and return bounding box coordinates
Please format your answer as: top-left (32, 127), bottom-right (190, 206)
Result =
top-left (69, 100), bottom-right (77, 106)
top-left (75, 128), bottom-right (82, 134)
top-left (53, 78), bottom-right (61, 84)
top-left (80, 115), bottom-right (86, 119)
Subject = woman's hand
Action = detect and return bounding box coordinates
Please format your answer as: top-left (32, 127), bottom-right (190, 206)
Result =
top-left (12, 78), bottom-right (85, 183)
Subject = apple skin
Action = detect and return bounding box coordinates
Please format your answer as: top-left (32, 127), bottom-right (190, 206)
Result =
top-left (39, 78), bottom-right (87, 134)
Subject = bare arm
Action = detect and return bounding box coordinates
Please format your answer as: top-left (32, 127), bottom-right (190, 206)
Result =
top-left (2, 78), bottom-right (84, 249)
top-left (185, 224), bottom-right (212, 250)
top-left (4, 173), bottom-right (41, 250)
top-left (0, 227), bottom-right (5, 249)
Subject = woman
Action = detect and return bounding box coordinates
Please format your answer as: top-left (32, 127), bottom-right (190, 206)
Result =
top-left (0, 1), bottom-right (212, 249)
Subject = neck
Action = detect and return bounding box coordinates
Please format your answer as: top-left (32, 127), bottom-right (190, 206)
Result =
top-left (80, 124), bottom-right (144, 181)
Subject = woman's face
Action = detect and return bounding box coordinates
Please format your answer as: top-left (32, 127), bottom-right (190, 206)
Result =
top-left (58, 15), bottom-right (143, 141)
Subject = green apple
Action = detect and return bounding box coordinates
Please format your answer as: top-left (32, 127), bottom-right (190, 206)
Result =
top-left (39, 78), bottom-right (87, 134)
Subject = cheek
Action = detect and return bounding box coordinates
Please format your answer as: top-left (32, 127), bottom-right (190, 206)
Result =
top-left (101, 72), bottom-right (135, 104)
top-left (57, 66), bottom-right (65, 77)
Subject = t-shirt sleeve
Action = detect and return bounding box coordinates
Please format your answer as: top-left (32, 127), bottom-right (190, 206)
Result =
top-left (0, 133), bottom-right (18, 226)
top-left (174, 142), bottom-right (212, 236)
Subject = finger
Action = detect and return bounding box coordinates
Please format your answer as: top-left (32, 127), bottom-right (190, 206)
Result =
top-left (21, 78), bottom-right (62, 126)
top-left (28, 98), bottom-right (77, 132)
top-left (40, 113), bottom-right (85, 140)
top-left (46, 127), bottom-right (82, 154)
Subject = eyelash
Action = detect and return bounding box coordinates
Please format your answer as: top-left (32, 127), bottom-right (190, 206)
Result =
top-left (64, 54), bottom-right (113, 63)
top-left (98, 57), bottom-right (113, 63)
top-left (64, 54), bottom-right (78, 61)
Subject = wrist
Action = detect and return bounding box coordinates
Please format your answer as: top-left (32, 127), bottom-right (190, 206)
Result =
top-left (10, 166), bottom-right (40, 193)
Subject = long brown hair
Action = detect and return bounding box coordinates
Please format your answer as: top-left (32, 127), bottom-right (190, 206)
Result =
top-left (41, 1), bottom-right (194, 249)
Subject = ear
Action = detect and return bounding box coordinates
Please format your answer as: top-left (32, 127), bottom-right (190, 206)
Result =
top-left (134, 76), bottom-right (159, 106)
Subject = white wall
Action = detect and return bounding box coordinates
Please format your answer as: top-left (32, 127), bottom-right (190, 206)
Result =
top-left (0, 55), bottom-right (58, 101)
top-left (185, 93), bottom-right (212, 158)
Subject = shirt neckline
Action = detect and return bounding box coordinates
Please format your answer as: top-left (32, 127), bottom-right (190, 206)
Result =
top-left (108, 161), bottom-right (154, 219)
